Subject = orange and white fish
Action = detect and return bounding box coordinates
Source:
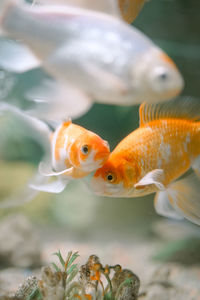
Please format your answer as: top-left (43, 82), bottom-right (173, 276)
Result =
top-left (0, 103), bottom-right (110, 196)
top-left (91, 98), bottom-right (200, 225)
top-left (0, 0), bottom-right (183, 121)
top-left (33, 119), bottom-right (110, 193)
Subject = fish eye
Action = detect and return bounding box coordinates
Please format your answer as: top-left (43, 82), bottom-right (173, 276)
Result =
top-left (157, 72), bottom-right (168, 81)
top-left (106, 173), bottom-right (115, 183)
top-left (81, 145), bottom-right (89, 155)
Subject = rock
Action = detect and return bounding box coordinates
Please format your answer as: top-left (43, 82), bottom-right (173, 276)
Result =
top-left (0, 214), bottom-right (41, 268)
top-left (141, 264), bottom-right (200, 300)
top-left (0, 268), bottom-right (28, 297)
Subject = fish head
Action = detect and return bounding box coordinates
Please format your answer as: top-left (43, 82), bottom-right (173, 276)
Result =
top-left (71, 132), bottom-right (110, 173)
top-left (91, 158), bottom-right (138, 197)
top-left (132, 48), bottom-right (184, 102)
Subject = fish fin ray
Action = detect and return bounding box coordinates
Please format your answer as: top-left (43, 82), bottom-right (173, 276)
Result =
top-left (0, 39), bottom-right (40, 72)
top-left (154, 191), bottom-right (183, 220)
top-left (0, 187), bottom-right (39, 209)
top-left (164, 172), bottom-right (200, 225)
top-left (39, 162), bottom-right (74, 177)
top-left (134, 169), bottom-right (165, 190)
top-left (139, 97), bottom-right (200, 127)
top-left (29, 178), bottom-right (68, 193)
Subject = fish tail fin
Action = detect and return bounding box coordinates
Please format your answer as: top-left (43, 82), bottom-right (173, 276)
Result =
top-left (192, 155), bottom-right (200, 178)
top-left (29, 177), bottom-right (69, 193)
top-left (0, 172), bottom-right (46, 209)
top-left (0, 186), bottom-right (39, 209)
top-left (26, 79), bottom-right (92, 121)
top-left (154, 172), bottom-right (200, 225)
top-left (0, 102), bottom-right (51, 154)
top-left (191, 122), bottom-right (200, 177)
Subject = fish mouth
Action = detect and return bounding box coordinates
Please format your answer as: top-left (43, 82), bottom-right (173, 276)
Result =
top-left (91, 176), bottom-right (124, 197)
top-left (81, 159), bottom-right (106, 173)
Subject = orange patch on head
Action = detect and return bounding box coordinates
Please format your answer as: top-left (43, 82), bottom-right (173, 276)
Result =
top-left (69, 142), bottom-right (80, 167)
top-left (159, 53), bottom-right (177, 69)
top-left (94, 139), bottom-right (110, 163)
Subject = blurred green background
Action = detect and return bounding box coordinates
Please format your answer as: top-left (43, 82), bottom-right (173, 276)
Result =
top-left (0, 0), bottom-right (200, 239)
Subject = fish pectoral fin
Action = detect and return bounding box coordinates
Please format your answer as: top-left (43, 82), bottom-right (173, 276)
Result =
top-left (134, 169), bottom-right (165, 190)
top-left (39, 162), bottom-right (74, 177)
top-left (0, 39), bottom-right (40, 73)
top-left (29, 178), bottom-right (68, 193)
top-left (154, 191), bottom-right (183, 220)
top-left (82, 62), bottom-right (128, 95)
top-left (26, 79), bottom-right (92, 121)
top-left (35, 0), bottom-right (121, 19)
top-left (161, 172), bottom-right (200, 225)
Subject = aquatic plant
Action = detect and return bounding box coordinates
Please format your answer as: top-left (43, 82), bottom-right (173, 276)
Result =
top-left (15, 250), bottom-right (140, 300)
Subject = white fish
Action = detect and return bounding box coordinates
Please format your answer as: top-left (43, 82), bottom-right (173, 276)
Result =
top-left (0, 0), bottom-right (184, 121)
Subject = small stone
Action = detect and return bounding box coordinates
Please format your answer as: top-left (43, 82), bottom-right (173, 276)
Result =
top-left (0, 214), bottom-right (41, 268)
top-left (15, 276), bottom-right (38, 299)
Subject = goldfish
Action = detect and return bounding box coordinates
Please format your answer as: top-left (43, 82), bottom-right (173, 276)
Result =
top-left (0, 0), bottom-right (183, 121)
top-left (33, 119), bottom-right (110, 193)
top-left (91, 98), bottom-right (200, 225)
top-left (0, 103), bottom-right (110, 204)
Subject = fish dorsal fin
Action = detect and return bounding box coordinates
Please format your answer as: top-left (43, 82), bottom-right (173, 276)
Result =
top-left (139, 97), bottom-right (200, 127)
top-left (35, 0), bottom-right (121, 18)
top-left (62, 119), bottom-right (72, 127)
top-left (119, 0), bottom-right (147, 23)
